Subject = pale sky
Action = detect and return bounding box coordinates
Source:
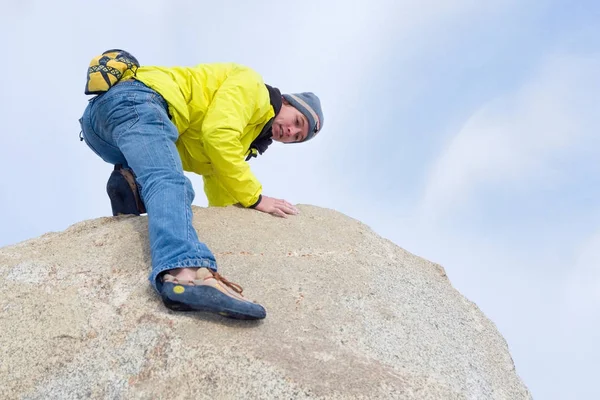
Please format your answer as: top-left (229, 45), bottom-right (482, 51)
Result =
top-left (1, 1), bottom-right (599, 398)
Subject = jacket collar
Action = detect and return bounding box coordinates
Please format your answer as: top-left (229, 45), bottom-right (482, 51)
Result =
top-left (246, 85), bottom-right (282, 160)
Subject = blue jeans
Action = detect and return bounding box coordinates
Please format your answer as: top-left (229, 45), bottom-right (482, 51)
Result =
top-left (80, 80), bottom-right (218, 292)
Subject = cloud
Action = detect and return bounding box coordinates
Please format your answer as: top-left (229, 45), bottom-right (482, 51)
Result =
top-left (419, 54), bottom-right (600, 222)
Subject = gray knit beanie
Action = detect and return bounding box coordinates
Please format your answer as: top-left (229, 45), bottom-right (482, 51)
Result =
top-left (282, 92), bottom-right (324, 142)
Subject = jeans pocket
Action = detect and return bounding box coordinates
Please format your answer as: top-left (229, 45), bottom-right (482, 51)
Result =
top-left (95, 91), bottom-right (140, 137)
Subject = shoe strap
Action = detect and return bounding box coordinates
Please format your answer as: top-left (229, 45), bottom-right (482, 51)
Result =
top-left (164, 271), bottom-right (244, 295)
top-left (211, 271), bottom-right (244, 294)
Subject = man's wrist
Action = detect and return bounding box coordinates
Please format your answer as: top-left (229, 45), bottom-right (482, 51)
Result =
top-left (248, 194), bottom-right (262, 209)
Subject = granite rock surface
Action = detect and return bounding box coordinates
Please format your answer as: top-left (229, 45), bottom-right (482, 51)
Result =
top-left (0, 205), bottom-right (531, 399)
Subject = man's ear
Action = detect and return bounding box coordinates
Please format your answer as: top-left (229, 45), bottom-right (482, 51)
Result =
top-left (281, 97), bottom-right (290, 106)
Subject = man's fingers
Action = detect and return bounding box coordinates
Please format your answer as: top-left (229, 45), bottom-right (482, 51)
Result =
top-left (284, 202), bottom-right (298, 213)
top-left (283, 200), bottom-right (296, 208)
top-left (272, 208), bottom-right (287, 218)
top-left (278, 203), bottom-right (298, 215)
top-left (286, 206), bottom-right (299, 215)
top-left (255, 196), bottom-right (297, 218)
top-left (275, 199), bottom-right (296, 209)
top-left (271, 203), bottom-right (294, 218)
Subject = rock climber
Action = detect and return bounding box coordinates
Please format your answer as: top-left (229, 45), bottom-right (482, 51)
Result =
top-left (79, 50), bottom-right (324, 320)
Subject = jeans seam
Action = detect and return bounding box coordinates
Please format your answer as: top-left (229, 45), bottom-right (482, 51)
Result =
top-left (156, 109), bottom-right (192, 242)
top-left (112, 92), bottom-right (141, 145)
top-left (185, 181), bottom-right (192, 242)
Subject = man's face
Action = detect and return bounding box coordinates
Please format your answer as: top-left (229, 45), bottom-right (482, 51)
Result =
top-left (272, 102), bottom-right (309, 143)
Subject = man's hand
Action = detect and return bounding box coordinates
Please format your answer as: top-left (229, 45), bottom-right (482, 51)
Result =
top-left (253, 195), bottom-right (299, 218)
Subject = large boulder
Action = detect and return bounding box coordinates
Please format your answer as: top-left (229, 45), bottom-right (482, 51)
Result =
top-left (0, 205), bottom-right (530, 399)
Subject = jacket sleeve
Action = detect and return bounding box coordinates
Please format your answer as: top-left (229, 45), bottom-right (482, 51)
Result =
top-left (201, 66), bottom-right (264, 207)
top-left (202, 175), bottom-right (237, 207)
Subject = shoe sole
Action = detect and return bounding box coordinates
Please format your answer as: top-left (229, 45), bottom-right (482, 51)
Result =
top-left (106, 167), bottom-right (146, 216)
top-left (107, 171), bottom-right (141, 216)
top-left (161, 282), bottom-right (266, 320)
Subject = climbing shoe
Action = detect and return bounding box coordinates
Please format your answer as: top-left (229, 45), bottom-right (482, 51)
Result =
top-left (106, 164), bottom-right (146, 216)
top-left (160, 268), bottom-right (266, 320)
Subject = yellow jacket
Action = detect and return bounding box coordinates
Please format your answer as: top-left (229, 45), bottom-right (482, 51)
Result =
top-left (122, 63), bottom-right (274, 207)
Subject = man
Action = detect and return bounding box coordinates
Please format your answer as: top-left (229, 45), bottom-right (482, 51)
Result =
top-left (79, 54), bottom-right (324, 320)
